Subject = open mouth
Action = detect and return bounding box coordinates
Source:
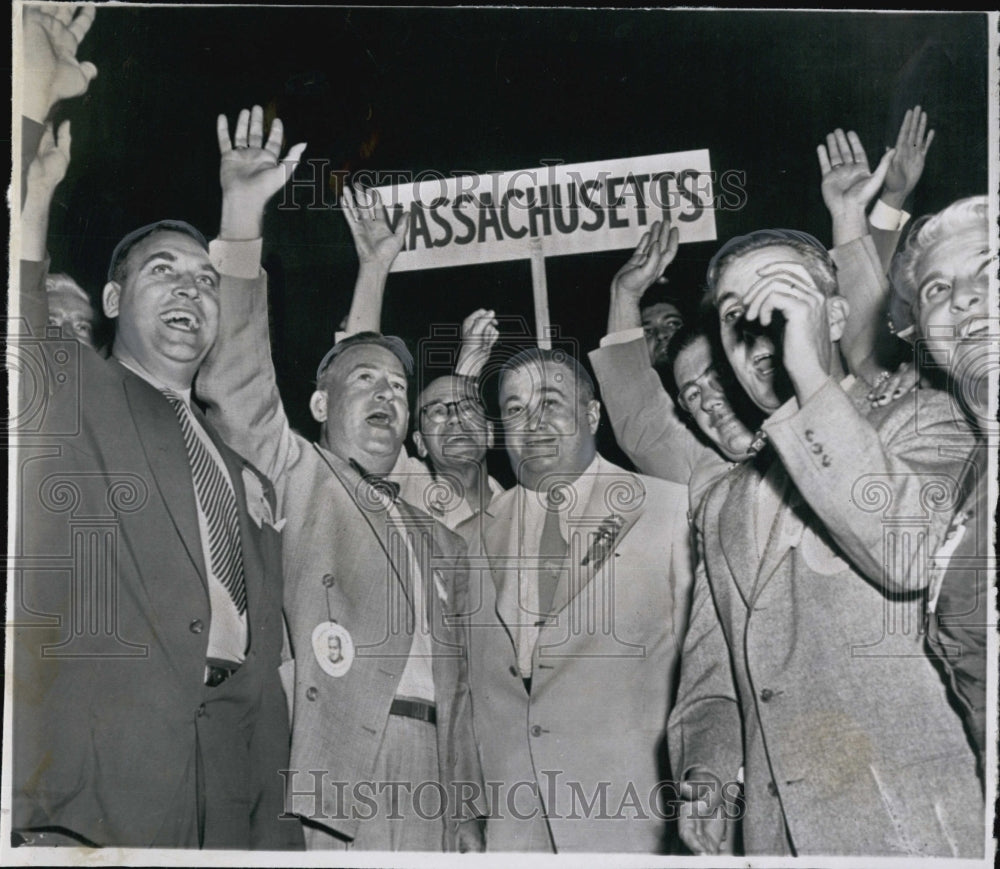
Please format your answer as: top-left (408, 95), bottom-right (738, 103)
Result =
top-left (366, 410), bottom-right (395, 428)
top-left (160, 309), bottom-right (200, 332)
top-left (751, 351), bottom-right (774, 376)
top-left (958, 318), bottom-right (992, 339)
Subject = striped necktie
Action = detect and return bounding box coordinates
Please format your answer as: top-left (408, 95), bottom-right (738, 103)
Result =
top-left (163, 391), bottom-right (247, 614)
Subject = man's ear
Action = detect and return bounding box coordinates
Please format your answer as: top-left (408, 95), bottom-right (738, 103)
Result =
top-left (586, 399), bottom-right (601, 435)
top-left (309, 389), bottom-right (328, 423)
top-left (826, 296), bottom-right (851, 344)
top-left (412, 430), bottom-right (428, 460)
top-left (102, 282), bottom-right (121, 319)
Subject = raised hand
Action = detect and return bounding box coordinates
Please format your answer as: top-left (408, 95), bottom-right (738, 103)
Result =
top-left (818, 129), bottom-right (895, 216)
top-left (455, 308), bottom-right (500, 378)
top-left (27, 120), bottom-right (72, 194)
top-left (817, 129), bottom-right (894, 246)
top-left (23, 4), bottom-right (98, 123)
top-left (22, 120), bottom-right (73, 260)
top-left (611, 218), bottom-right (679, 301)
top-left (342, 185), bottom-right (409, 271)
top-left (217, 105), bottom-right (307, 240)
top-left (882, 106), bottom-right (934, 210)
top-left (743, 260), bottom-right (846, 403)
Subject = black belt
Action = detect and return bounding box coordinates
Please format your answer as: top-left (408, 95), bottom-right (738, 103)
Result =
top-left (390, 697), bottom-right (437, 726)
top-left (204, 660), bottom-right (241, 687)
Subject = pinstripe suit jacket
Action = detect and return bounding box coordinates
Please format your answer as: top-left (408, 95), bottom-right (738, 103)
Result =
top-left (13, 260), bottom-right (299, 849)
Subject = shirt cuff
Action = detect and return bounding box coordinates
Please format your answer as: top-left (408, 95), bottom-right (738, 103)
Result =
top-left (209, 238), bottom-right (263, 279)
top-left (600, 327), bottom-right (645, 348)
top-left (869, 199), bottom-right (911, 232)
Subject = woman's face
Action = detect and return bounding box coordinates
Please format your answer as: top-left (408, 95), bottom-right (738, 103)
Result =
top-left (915, 224), bottom-right (993, 384)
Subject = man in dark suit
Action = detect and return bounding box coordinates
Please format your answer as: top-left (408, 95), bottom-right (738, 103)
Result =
top-left (13, 24), bottom-right (302, 842)
top-left (197, 106), bottom-right (484, 851)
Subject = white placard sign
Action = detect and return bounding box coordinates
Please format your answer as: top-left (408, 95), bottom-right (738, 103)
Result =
top-left (372, 149), bottom-right (718, 272)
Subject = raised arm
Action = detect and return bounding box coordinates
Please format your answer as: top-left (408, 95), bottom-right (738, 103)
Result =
top-left (340, 186), bottom-right (409, 336)
top-left (19, 120), bottom-right (73, 336)
top-left (454, 308), bottom-right (499, 379)
top-left (198, 106), bottom-right (307, 490)
top-left (870, 106), bottom-right (935, 272)
top-left (606, 218), bottom-right (678, 335)
top-left (590, 220), bottom-right (717, 486)
top-left (20, 4), bottom-right (96, 200)
top-left (816, 129), bottom-right (895, 377)
top-left (746, 260), bottom-right (973, 592)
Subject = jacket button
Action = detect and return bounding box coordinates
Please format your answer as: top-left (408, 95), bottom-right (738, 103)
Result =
top-left (821, 455), bottom-right (832, 468)
top-left (804, 429), bottom-right (815, 443)
top-left (811, 443), bottom-right (823, 454)
top-left (760, 688), bottom-right (774, 702)
top-left (530, 725), bottom-right (543, 737)
top-left (509, 665), bottom-right (519, 677)
top-left (305, 686), bottom-right (318, 701)
top-left (322, 574), bottom-right (335, 587)
top-left (196, 703), bottom-right (206, 718)
top-left (767, 781), bottom-right (778, 796)
top-left (189, 619), bottom-right (204, 634)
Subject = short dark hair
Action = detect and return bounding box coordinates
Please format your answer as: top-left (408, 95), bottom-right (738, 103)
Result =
top-left (315, 332), bottom-right (415, 385)
top-left (499, 346), bottom-right (596, 404)
top-left (662, 324), bottom-right (706, 407)
top-left (638, 282), bottom-right (687, 316)
top-left (706, 229), bottom-right (838, 301)
top-left (107, 220), bottom-right (209, 285)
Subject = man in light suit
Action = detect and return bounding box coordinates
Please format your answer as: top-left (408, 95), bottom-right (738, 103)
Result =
top-left (13, 98), bottom-right (301, 849)
top-left (197, 106), bottom-right (483, 851)
top-left (464, 347), bottom-right (692, 852)
top-left (667, 230), bottom-right (983, 857)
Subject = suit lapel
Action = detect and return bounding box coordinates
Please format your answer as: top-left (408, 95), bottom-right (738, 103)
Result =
top-left (481, 492), bottom-right (527, 667)
top-left (312, 444), bottom-right (413, 615)
top-left (120, 364), bottom-right (207, 588)
top-left (717, 463), bottom-right (761, 608)
top-left (751, 464), bottom-right (806, 604)
top-left (549, 458), bottom-right (643, 617)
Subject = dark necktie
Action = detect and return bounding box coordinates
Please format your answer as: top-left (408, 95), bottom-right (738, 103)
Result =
top-left (537, 489), bottom-right (569, 617)
top-left (163, 391), bottom-right (247, 614)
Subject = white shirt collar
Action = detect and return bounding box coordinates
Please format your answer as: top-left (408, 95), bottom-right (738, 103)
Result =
top-left (116, 353), bottom-right (194, 407)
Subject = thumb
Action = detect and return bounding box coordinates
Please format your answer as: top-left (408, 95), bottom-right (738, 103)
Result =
top-left (861, 147), bottom-right (895, 204)
top-left (80, 61), bottom-right (98, 83)
top-left (283, 141), bottom-right (308, 168)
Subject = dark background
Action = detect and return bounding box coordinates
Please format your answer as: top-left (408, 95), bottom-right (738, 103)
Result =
top-left (39, 6), bottom-right (990, 481)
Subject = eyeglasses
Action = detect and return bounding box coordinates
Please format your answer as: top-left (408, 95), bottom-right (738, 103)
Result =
top-left (419, 398), bottom-right (485, 425)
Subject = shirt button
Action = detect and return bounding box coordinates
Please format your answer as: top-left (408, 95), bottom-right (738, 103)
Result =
top-left (767, 781), bottom-right (778, 796)
top-left (530, 725), bottom-right (543, 737)
top-left (305, 686), bottom-right (318, 701)
top-left (760, 688), bottom-right (774, 702)
top-left (189, 619), bottom-right (204, 634)
top-left (196, 703), bottom-right (206, 718)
